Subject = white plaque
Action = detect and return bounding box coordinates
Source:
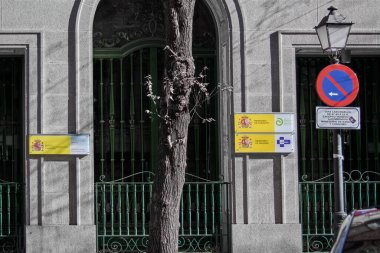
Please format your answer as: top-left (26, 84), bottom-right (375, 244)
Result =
top-left (70, 135), bottom-right (90, 155)
top-left (275, 133), bottom-right (295, 153)
top-left (274, 113), bottom-right (295, 133)
top-left (316, 107), bottom-right (360, 129)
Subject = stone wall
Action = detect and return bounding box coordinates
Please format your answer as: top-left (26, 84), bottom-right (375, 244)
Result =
top-left (1, 0), bottom-right (379, 252)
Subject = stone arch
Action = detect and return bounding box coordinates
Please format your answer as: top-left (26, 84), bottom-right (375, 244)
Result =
top-left (75, 0), bottom-right (241, 172)
top-left (76, 0), bottom-right (234, 36)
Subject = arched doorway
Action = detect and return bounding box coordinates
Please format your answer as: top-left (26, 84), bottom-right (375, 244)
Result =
top-left (92, 0), bottom-right (228, 252)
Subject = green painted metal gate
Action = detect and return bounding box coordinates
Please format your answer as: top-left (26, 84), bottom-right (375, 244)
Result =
top-left (0, 57), bottom-right (23, 252)
top-left (297, 56), bottom-right (380, 252)
top-left (95, 179), bottom-right (228, 252)
top-left (93, 43), bottom-right (228, 252)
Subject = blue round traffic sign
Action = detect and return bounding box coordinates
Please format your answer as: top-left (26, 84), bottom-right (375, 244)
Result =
top-left (316, 64), bottom-right (359, 107)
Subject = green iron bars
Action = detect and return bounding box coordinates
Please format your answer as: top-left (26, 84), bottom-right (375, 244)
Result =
top-left (94, 48), bottom-right (163, 182)
top-left (93, 46), bottom-right (219, 182)
top-left (0, 183), bottom-right (21, 252)
top-left (95, 181), bottom-right (227, 252)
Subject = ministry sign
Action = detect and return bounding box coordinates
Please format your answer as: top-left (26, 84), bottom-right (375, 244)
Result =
top-left (234, 113), bottom-right (294, 133)
top-left (316, 107), bottom-right (360, 129)
top-left (235, 133), bottom-right (294, 153)
top-left (234, 113), bottom-right (295, 153)
top-left (29, 134), bottom-right (90, 155)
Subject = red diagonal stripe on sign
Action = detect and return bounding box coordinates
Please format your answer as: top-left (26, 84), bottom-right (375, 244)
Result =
top-left (326, 74), bottom-right (348, 96)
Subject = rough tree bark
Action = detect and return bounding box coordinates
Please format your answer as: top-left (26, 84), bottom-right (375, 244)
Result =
top-left (147, 0), bottom-right (196, 252)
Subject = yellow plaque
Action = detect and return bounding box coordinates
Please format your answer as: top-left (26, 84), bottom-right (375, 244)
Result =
top-left (234, 114), bottom-right (275, 133)
top-left (235, 133), bottom-right (275, 153)
top-left (29, 135), bottom-right (71, 155)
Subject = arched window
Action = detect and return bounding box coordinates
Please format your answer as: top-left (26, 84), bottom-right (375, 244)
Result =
top-left (93, 0), bottom-right (218, 182)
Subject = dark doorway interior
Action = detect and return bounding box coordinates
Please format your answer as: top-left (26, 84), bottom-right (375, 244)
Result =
top-left (0, 56), bottom-right (23, 253)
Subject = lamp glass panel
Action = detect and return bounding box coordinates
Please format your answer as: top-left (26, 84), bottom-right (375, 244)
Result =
top-left (316, 25), bottom-right (330, 50)
top-left (327, 24), bottom-right (351, 49)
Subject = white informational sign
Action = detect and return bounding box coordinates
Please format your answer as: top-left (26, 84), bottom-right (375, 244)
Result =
top-left (274, 133), bottom-right (295, 153)
top-left (70, 135), bottom-right (90, 155)
top-left (316, 107), bottom-right (360, 129)
top-left (274, 114), bottom-right (295, 133)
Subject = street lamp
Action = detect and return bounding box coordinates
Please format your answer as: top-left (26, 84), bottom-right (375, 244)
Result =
top-left (315, 6), bottom-right (353, 63)
top-left (314, 6), bottom-right (353, 235)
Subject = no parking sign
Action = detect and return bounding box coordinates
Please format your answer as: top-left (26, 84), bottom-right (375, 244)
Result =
top-left (316, 64), bottom-right (359, 107)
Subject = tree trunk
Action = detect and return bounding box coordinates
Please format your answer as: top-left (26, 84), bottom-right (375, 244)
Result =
top-left (147, 0), bottom-right (196, 253)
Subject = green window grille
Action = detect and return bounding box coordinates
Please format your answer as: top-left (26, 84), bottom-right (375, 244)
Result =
top-left (0, 57), bottom-right (23, 252)
top-left (297, 56), bottom-right (380, 253)
top-left (93, 46), bottom-right (219, 182)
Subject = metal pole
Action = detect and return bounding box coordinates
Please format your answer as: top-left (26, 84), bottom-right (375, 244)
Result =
top-left (333, 129), bottom-right (346, 235)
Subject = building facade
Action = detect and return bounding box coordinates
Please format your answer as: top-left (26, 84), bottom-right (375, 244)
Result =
top-left (0, 0), bottom-right (379, 252)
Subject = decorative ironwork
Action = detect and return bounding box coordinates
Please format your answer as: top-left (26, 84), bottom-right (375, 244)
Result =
top-left (98, 235), bottom-right (221, 253)
top-left (301, 170), bottom-right (380, 183)
top-left (303, 235), bottom-right (333, 253)
top-left (98, 236), bottom-right (148, 252)
top-left (343, 170), bottom-right (380, 182)
top-left (99, 171), bottom-right (155, 183)
top-left (0, 237), bottom-right (17, 253)
top-left (100, 171), bottom-right (222, 183)
top-left (93, 0), bottom-right (164, 48)
top-left (93, 0), bottom-right (216, 49)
